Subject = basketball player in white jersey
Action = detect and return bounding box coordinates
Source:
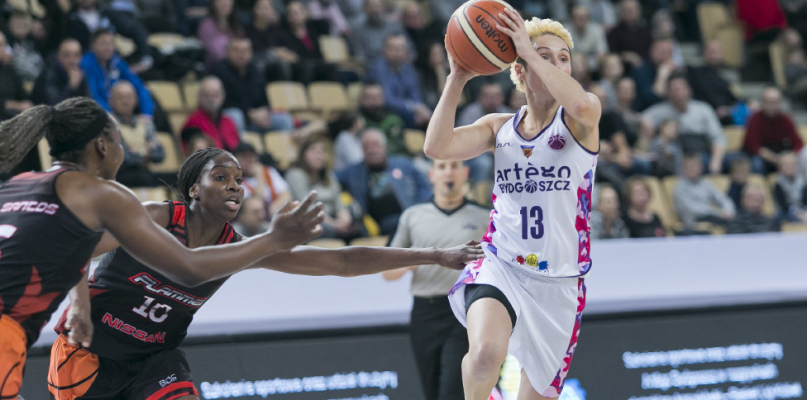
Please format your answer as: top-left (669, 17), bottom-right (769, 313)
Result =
top-left (424, 10), bottom-right (600, 400)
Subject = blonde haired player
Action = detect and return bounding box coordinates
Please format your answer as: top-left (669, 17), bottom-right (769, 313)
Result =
top-left (425, 9), bottom-right (600, 400)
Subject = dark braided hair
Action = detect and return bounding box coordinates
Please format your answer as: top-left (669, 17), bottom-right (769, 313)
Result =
top-left (0, 97), bottom-right (111, 173)
top-left (176, 148), bottom-right (228, 203)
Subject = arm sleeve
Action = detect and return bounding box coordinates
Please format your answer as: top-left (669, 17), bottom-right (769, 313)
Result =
top-left (389, 209), bottom-right (412, 248)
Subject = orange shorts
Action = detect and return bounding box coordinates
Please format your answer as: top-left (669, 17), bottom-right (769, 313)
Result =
top-left (0, 315), bottom-right (27, 400)
top-left (47, 334), bottom-right (100, 400)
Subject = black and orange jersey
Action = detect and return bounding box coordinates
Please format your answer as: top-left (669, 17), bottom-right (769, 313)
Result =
top-left (0, 168), bottom-right (103, 345)
top-left (57, 201), bottom-right (239, 360)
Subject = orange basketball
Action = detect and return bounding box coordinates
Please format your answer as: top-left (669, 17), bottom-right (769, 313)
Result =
top-left (446, 0), bottom-right (518, 76)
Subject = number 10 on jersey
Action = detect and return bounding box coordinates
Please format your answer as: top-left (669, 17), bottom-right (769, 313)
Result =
top-left (520, 206), bottom-right (544, 239)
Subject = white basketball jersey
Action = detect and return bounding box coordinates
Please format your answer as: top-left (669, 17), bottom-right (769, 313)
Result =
top-left (481, 105), bottom-right (598, 278)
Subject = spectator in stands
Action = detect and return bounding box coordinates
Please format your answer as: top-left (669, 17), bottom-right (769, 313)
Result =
top-left (185, 132), bottom-right (216, 155)
top-left (642, 73), bottom-right (726, 174)
top-left (615, 76), bottom-right (641, 135)
top-left (337, 128), bottom-right (431, 235)
top-left (578, 0), bottom-right (617, 30)
top-left (607, 0), bottom-right (652, 69)
top-left (110, 81), bottom-right (165, 187)
top-left (212, 38), bottom-right (295, 133)
top-left (82, 30), bottom-right (154, 117)
top-left (403, 1), bottom-right (444, 67)
top-left (197, 0), bottom-right (244, 66)
top-left (598, 53), bottom-right (624, 110)
top-left (688, 40), bottom-right (742, 126)
top-left (308, 0), bottom-right (350, 37)
top-left (0, 32), bottom-right (33, 120)
top-left (785, 48), bottom-right (807, 99)
top-left (589, 185), bottom-right (630, 240)
top-left (650, 9), bottom-right (684, 67)
top-left (648, 119), bottom-right (683, 177)
top-left (417, 42), bottom-right (448, 109)
top-left (334, 111), bottom-right (366, 170)
top-left (66, 0), bottom-right (152, 72)
top-left (571, 52), bottom-right (593, 90)
top-left (773, 152), bottom-right (806, 221)
top-left (246, 0), bottom-right (295, 81)
top-left (282, 1), bottom-right (337, 83)
top-left (135, 0), bottom-right (178, 33)
top-left (351, 0), bottom-right (406, 64)
top-left (232, 196), bottom-right (271, 237)
top-left (673, 153), bottom-right (736, 230)
top-left (233, 142), bottom-right (293, 218)
top-left (457, 82), bottom-right (510, 183)
top-left (176, 0), bottom-right (209, 36)
top-left (726, 183), bottom-right (780, 234)
top-left (425, 0), bottom-right (464, 26)
top-left (736, 0), bottom-right (788, 43)
top-left (359, 83), bottom-right (408, 157)
top-left (31, 39), bottom-right (89, 106)
top-left (623, 178), bottom-right (666, 238)
top-left (182, 76), bottom-right (240, 152)
top-left (7, 11), bottom-right (45, 82)
top-left (367, 34), bottom-right (432, 128)
top-left (568, 4), bottom-right (608, 72)
top-left (743, 87), bottom-right (803, 174)
top-left (286, 137), bottom-right (357, 240)
top-left (727, 156), bottom-right (752, 209)
top-left (632, 39), bottom-right (678, 111)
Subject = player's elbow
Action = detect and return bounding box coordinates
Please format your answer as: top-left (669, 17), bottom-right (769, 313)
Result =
top-left (423, 141), bottom-right (446, 159)
top-left (571, 99), bottom-right (601, 127)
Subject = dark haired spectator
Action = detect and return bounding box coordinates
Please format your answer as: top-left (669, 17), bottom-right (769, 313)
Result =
top-left (632, 39), bottom-right (678, 111)
top-left (211, 38), bottom-right (295, 133)
top-left (615, 77), bottom-right (641, 138)
top-left (688, 40), bottom-right (742, 126)
top-left (673, 154), bottom-right (735, 231)
top-left (233, 143), bottom-right (293, 217)
top-left (648, 119), bottom-right (683, 177)
top-left (358, 83), bottom-right (408, 157)
top-left (338, 128), bottom-right (431, 235)
top-left (81, 29), bottom-right (154, 116)
top-left (66, 0), bottom-right (152, 72)
top-left (418, 42), bottom-right (448, 109)
top-left (589, 186), bottom-right (630, 240)
top-left (623, 178), bottom-right (666, 238)
top-left (197, 0), bottom-right (243, 66)
top-left (351, 0), bottom-right (406, 63)
top-left (182, 76), bottom-right (240, 152)
top-left (598, 54), bottom-right (623, 110)
top-left (578, 0), bottom-right (617, 30)
top-left (308, 0), bottom-right (350, 37)
top-left (282, 1), bottom-right (338, 83)
top-left (110, 81), bottom-right (165, 187)
top-left (457, 82), bottom-right (510, 183)
top-left (607, 0), bottom-right (652, 69)
top-left (772, 152), bottom-right (806, 221)
top-left (568, 4), bottom-right (608, 72)
top-left (31, 39), bottom-right (90, 106)
top-left (642, 74), bottom-right (725, 174)
top-left (6, 11), bottom-right (45, 82)
top-left (334, 112), bottom-right (366, 170)
top-left (651, 9), bottom-right (684, 67)
top-left (0, 32), bottom-right (33, 120)
top-left (286, 137), bottom-right (357, 240)
top-left (367, 34), bottom-right (432, 128)
top-left (134, 0), bottom-right (178, 33)
top-left (726, 184), bottom-right (781, 234)
top-left (402, 1), bottom-right (444, 67)
top-left (175, 0), bottom-right (209, 36)
top-left (245, 0), bottom-right (295, 81)
top-left (743, 87), bottom-right (803, 174)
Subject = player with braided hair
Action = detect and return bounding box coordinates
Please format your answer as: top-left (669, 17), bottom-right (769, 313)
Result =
top-left (48, 147), bottom-right (484, 400)
top-left (0, 97), bottom-right (325, 400)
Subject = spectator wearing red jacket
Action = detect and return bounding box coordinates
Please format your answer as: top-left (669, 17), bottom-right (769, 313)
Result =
top-left (736, 0), bottom-right (788, 42)
top-left (743, 87), bottom-right (803, 173)
top-left (181, 76), bottom-right (240, 153)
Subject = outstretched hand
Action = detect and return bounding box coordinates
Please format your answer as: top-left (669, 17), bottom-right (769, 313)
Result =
top-left (495, 8), bottom-right (534, 61)
top-left (65, 305), bottom-right (93, 348)
top-left (437, 240), bottom-right (485, 270)
top-left (266, 191), bottom-right (325, 251)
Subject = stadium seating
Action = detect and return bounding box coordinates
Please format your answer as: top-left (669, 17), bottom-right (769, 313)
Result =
top-left (308, 82), bottom-right (349, 118)
top-left (130, 186), bottom-right (170, 202)
top-left (307, 238), bottom-right (348, 248)
top-left (241, 132), bottom-right (265, 154)
top-left (147, 81), bottom-right (185, 112)
top-left (724, 126), bottom-right (746, 152)
top-left (404, 129), bottom-right (426, 155)
top-left (263, 131), bottom-right (298, 170)
top-left (267, 81), bottom-right (309, 112)
top-left (350, 236), bottom-right (390, 247)
top-left (182, 81), bottom-right (200, 111)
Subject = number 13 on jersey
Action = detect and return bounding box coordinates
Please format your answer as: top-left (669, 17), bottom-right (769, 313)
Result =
top-left (520, 206), bottom-right (544, 239)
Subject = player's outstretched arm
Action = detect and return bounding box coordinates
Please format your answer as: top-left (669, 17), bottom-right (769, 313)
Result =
top-left (424, 50), bottom-right (503, 161)
top-left (496, 9), bottom-right (601, 131)
top-left (90, 181), bottom-right (325, 286)
top-left (255, 240), bottom-right (484, 277)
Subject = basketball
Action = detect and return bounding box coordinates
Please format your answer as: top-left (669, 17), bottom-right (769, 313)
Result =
top-left (446, 0), bottom-right (518, 76)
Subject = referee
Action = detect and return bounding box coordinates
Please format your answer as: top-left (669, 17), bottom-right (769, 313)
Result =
top-left (383, 159), bottom-right (489, 400)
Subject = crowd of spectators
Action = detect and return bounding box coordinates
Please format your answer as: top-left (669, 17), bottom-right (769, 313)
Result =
top-left (2, 0), bottom-right (807, 240)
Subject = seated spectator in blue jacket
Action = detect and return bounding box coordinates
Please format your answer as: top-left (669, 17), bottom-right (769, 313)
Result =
top-left (81, 29), bottom-right (154, 116)
top-left (366, 34), bottom-right (432, 128)
top-left (31, 39), bottom-right (90, 106)
top-left (337, 128), bottom-right (431, 235)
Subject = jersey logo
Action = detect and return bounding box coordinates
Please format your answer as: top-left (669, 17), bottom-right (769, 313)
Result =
top-left (548, 133), bottom-right (566, 151)
top-left (520, 145), bottom-right (534, 158)
top-left (129, 273), bottom-right (208, 307)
